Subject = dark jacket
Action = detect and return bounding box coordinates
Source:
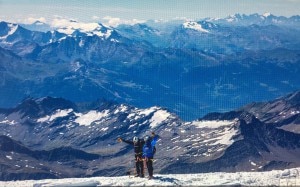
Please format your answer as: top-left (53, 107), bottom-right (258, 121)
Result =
top-left (122, 138), bottom-right (145, 155)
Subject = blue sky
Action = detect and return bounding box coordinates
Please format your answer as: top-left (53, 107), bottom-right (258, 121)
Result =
top-left (0, 0), bottom-right (299, 26)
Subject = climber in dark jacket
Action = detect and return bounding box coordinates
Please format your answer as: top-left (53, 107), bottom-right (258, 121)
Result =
top-left (118, 136), bottom-right (145, 177)
top-left (142, 132), bottom-right (159, 179)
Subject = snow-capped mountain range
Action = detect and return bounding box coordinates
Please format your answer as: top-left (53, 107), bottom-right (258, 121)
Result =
top-left (206, 13), bottom-right (300, 26)
top-left (1, 13), bottom-right (300, 121)
top-left (0, 90), bottom-right (299, 180)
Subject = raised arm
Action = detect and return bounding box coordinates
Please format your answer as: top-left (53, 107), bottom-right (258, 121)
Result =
top-left (118, 137), bottom-right (134, 145)
top-left (151, 134), bottom-right (159, 146)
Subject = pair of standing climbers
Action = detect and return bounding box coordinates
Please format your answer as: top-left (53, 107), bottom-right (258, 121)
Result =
top-left (118, 132), bottom-right (159, 179)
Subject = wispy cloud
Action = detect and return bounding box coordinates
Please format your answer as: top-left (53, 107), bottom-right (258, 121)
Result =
top-left (23, 17), bottom-right (47, 24)
top-left (102, 16), bottom-right (145, 27)
top-left (50, 17), bottom-right (101, 34)
top-left (92, 16), bottom-right (100, 20)
top-left (259, 83), bottom-right (278, 92)
top-left (0, 15), bottom-right (48, 25)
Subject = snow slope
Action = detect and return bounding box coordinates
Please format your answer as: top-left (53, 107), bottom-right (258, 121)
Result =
top-left (1, 168), bottom-right (299, 186)
top-left (183, 21), bottom-right (209, 33)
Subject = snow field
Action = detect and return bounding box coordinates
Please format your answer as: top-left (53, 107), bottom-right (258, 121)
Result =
top-left (0, 168), bottom-right (299, 186)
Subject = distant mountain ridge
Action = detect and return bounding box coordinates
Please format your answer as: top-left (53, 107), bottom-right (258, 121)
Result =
top-left (205, 13), bottom-right (300, 27)
top-left (19, 13), bottom-right (300, 33)
top-left (0, 12), bottom-right (300, 120)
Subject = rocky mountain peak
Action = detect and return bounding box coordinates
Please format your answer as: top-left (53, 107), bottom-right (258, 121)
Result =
top-left (13, 97), bottom-right (77, 118)
top-left (284, 90), bottom-right (300, 105)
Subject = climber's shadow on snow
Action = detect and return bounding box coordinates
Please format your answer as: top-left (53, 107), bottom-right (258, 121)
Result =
top-left (154, 176), bottom-right (180, 184)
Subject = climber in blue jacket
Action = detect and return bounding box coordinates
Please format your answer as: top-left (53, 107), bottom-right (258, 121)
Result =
top-left (142, 132), bottom-right (159, 179)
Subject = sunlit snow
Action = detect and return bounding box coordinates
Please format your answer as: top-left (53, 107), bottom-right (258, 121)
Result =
top-left (94, 29), bottom-right (112, 39)
top-left (37, 109), bottom-right (73, 123)
top-left (174, 120), bottom-right (239, 155)
top-left (149, 110), bottom-right (171, 129)
top-left (74, 110), bottom-right (109, 126)
top-left (0, 24), bottom-right (18, 40)
top-left (138, 107), bottom-right (157, 116)
top-left (114, 104), bottom-right (128, 114)
top-left (51, 18), bottom-right (113, 38)
top-left (1, 168), bottom-right (299, 186)
top-left (0, 119), bottom-right (16, 125)
top-left (263, 12), bottom-right (271, 17)
top-left (183, 21), bottom-right (209, 33)
top-left (188, 120), bottom-right (239, 146)
top-left (191, 120), bottom-right (236, 129)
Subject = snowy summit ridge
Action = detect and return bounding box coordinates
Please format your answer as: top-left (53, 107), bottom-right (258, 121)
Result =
top-left (183, 21), bottom-right (209, 32)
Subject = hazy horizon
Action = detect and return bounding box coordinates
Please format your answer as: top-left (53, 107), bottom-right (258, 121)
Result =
top-left (0, 0), bottom-right (299, 27)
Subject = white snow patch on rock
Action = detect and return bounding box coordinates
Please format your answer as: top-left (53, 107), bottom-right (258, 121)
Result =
top-left (0, 120), bottom-right (16, 125)
top-left (37, 109), bottom-right (73, 123)
top-left (183, 21), bottom-right (209, 33)
top-left (138, 107), bottom-right (157, 116)
top-left (74, 110), bottom-right (109, 126)
top-left (189, 120), bottom-right (239, 147)
top-left (191, 120), bottom-right (235, 129)
top-left (149, 110), bottom-right (171, 129)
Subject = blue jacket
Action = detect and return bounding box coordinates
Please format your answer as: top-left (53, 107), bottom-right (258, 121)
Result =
top-left (142, 135), bottom-right (158, 158)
